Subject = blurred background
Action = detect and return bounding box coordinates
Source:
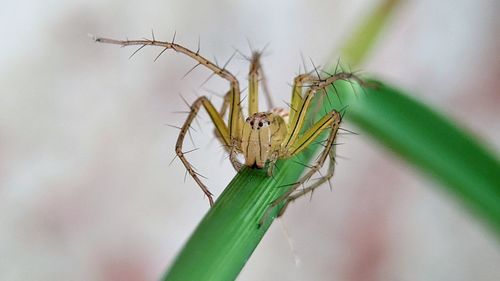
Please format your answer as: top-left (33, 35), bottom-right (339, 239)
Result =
top-left (1, 0), bottom-right (499, 280)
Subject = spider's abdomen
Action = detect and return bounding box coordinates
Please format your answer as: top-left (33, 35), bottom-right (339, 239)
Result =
top-left (241, 112), bottom-right (287, 168)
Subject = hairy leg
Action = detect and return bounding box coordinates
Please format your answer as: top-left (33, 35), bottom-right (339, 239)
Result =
top-left (176, 96), bottom-right (231, 206)
top-left (94, 35), bottom-right (244, 140)
top-left (259, 111), bottom-right (341, 226)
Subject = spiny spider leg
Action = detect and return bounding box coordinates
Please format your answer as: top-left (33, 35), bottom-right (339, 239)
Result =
top-left (283, 72), bottom-right (361, 149)
top-left (265, 71), bottom-right (357, 177)
top-left (277, 145), bottom-right (337, 217)
top-left (176, 96), bottom-right (231, 206)
top-left (259, 111), bottom-right (341, 226)
top-left (94, 35), bottom-right (244, 206)
top-left (94, 36), bottom-right (244, 140)
top-left (288, 74), bottom-right (317, 123)
top-left (265, 73), bottom-right (317, 176)
top-left (248, 52), bottom-right (260, 115)
top-left (258, 60), bottom-right (274, 109)
top-left (248, 51), bottom-right (274, 114)
top-left (260, 71), bottom-right (361, 225)
top-left (217, 90), bottom-right (232, 117)
top-left (210, 90), bottom-right (244, 172)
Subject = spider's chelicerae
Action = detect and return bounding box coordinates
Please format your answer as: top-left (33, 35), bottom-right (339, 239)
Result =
top-left (94, 34), bottom-right (365, 217)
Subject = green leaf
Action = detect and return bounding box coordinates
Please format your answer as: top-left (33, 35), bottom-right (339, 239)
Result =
top-left (345, 81), bottom-right (500, 233)
top-left (162, 147), bottom-right (325, 281)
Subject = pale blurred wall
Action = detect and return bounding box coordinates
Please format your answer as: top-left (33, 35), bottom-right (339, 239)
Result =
top-left (0, 0), bottom-right (499, 280)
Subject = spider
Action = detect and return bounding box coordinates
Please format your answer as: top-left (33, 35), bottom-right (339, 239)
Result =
top-left (94, 34), bottom-right (364, 218)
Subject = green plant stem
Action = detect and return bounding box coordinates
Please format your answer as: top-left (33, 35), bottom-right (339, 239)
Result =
top-left (162, 148), bottom-right (321, 281)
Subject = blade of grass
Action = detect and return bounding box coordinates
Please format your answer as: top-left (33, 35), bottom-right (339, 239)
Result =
top-left (343, 81), bottom-right (500, 233)
top-left (162, 142), bottom-right (327, 281)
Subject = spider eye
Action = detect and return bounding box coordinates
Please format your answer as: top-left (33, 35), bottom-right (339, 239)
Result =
top-left (250, 121), bottom-right (254, 126)
top-left (258, 122), bottom-right (263, 127)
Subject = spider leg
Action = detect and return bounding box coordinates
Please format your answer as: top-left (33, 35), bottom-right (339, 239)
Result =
top-left (94, 35), bottom-right (244, 140)
top-left (288, 73), bottom-right (316, 123)
top-left (259, 111), bottom-right (341, 225)
top-left (213, 91), bottom-right (234, 146)
top-left (284, 71), bottom-right (361, 148)
top-left (176, 96), bottom-right (232, 206)
top-left (266, 151), bottom-right (280, 177)
top-left (229, 144), bottom-right (243, 171)
top-left (95, 35), bottom-right (246, 204)
top-left (213, 90), bottom-right (244, 172)
top-left (248, 51), bottom-right (273, 115)
top-left (217, 90), bottom-right (232, 117)
top-left (276, 145), bottom-right (336, 217)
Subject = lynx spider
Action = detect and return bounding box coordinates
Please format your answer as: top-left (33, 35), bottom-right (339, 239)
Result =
top-left (94, 33), bottom-right (364, 221)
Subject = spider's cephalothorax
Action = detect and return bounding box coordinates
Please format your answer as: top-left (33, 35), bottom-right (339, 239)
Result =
top-left (94, 35), bottom-right (363, 213)
top-left (241, 111), bottom-right (287, 168)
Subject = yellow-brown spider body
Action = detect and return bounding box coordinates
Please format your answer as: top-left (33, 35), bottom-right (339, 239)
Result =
top-left (241, 111), bottom-right (286, 168)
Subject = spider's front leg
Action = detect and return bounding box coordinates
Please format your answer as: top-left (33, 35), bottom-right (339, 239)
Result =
top-left (262, 73), bottom-right (320, 176)
top-left (95, 35), bottom-right (245, 206)
top-left (259, 71), bottom-right (363, 225)
top-left (94, 35), bottom-right (244, 140)
top-left (259, 110), bottom-right (342, 225)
